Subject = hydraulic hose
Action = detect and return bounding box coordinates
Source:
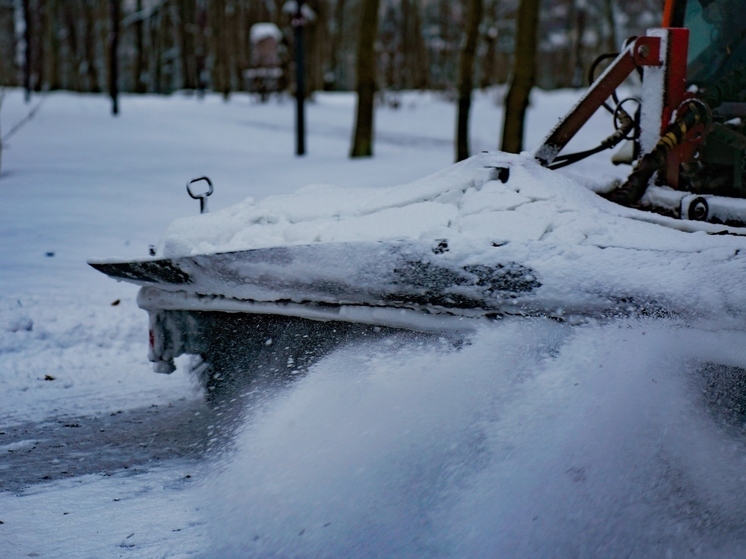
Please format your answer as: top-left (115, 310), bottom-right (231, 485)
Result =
top-left (605, 66), bottom-right (746, 206)
top-left (548, 107), bottom-right (635, 170)
top-left (604, 99), bottom-right (711, 205)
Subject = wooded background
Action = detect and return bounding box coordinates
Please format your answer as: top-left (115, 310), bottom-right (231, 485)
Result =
top-left (0, 0), bottom-right (661, 96)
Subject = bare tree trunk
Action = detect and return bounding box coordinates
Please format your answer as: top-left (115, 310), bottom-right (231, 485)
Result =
top-left (561, 0), bottom-right (575, 87)
top-left (350, 0), bottom-right (380, 158)
top-left (39, 0), bottom-right (59, 90)
top-left (436, 0), bottom-right (458, 89)
top-left (223, 1), bottom-right (234, 98)
top-left (399, 0), bottom-right (428, 89)
top-left (82, 0), bottom-right (100, 92)
top-left (400, 0), bottom-right (411, 88)
top-left (410, 0), bottom-right (429, 89)
top-left (151, 5), bottom-right (164, 93)
top-left (155, 3), bottom-right (166, 91)
top-left (571, 0), bottom-right (587, 87)
top-left (210, 0), bottom-right (230, 99)
top-left (195, 0), bottom-right (207, 95)
top-left (480, 0), bottom-right (499, 89)
top-left (23, 0), bottom-right (32, 100)
top-left (133, 0), bottom-right (147, 93)
top-left (179, 0), bottom-right (197, 90)
top-left (47, 0), bottom-right (63, 90)
top-left (60, 0), bottom-right (81, 91)
top-left (210, 0), bottom-right (221, 97)
top-left (456, 0), bottom-right (483, 161)
top-left (328, 0), bottom-right (347, 89)
top-left (109, 0), bottom-right (119, 114)
top-left (500, 0), bottom-right (539, 153)
top-left (0, 88), bottom-right (5, 176)
top-left (308, 0), bottom-right (331, 93)
top-left (0, 3), bottom-right (17, 87)
top-left (31, 0), bottom-right (45, 91)
top-left (233, 0), bottom-right (249, 92)
top-left (480, 29), bottom-right (496, 88)
top-left (603, 0), bottom-right (617, 52)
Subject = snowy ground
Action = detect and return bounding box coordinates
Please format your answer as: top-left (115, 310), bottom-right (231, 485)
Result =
top-left (0, 86), bottom-right (619, 427)
top-left (2, 87), bottom-right (746, 558)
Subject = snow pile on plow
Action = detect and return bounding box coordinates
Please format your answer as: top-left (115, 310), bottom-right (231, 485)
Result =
top-left (158, 152), bottom-right (725, 257)
top-left (130, 152), bottom-right (746, 325)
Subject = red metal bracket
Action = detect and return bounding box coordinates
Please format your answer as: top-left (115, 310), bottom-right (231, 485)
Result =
top-left (662, 28), bottom-right (691, 188)
top-left (631, 36), bottom-right (662, 67)
top-left (535, 35), bottom-right (662, 166)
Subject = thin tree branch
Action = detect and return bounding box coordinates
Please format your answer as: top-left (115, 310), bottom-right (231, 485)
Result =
top-left (2, 95), bottom-right (46, 143)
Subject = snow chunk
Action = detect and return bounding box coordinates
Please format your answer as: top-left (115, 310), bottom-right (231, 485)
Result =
top-left (460, 181), bottom-right (530, 214)
top-left (319, 202), bottom-right (458, 243)
top-left (249, 22), bottom-right (282, 43)
top-left (459, 203), bottom-right (552, 243)
top-left (5, 314), bottom-right (33, 333)
top-left (0, 439), bottom-right (39, 452)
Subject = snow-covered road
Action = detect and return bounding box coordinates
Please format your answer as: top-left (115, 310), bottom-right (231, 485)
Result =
top-left (2, 88), bottom-right (746, 558)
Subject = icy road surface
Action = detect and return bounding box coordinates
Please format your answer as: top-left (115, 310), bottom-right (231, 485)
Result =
top-left (6, 319), bottom-right (746, 558)
top-left (2, 89), bottom-right (746, 558)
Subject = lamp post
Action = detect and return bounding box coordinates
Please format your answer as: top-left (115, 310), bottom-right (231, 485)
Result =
top-left (292, 0), bottom-right (306, 155)
top-left (109, 0), bottom-right (120, 115)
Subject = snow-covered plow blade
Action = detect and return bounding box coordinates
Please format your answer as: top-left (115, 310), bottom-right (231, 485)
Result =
top-left (89, 238), bottom-right (746, 325)
top-left (89, 153), bottom-right (746, 376)
top-left (90, 234), bottom-right (746, 375)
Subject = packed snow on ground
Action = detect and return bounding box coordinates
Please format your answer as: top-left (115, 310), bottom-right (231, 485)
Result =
top-left (0, 85), bottom-right (622, 425)
top-left (1, 88), bottom-right (510, 426)
top-left (2, 463), bottom-right (206, 558)
top-left (2, 86), bottom-right (746, 558)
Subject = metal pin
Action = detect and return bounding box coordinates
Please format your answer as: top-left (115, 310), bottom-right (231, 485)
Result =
top-left (187, 176), bottom-right (214, 214)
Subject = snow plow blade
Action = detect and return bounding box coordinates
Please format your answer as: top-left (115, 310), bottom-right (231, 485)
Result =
top-left (89, 237), bottom-right (746, 330)
top-left (89, 240), bottom-right (541, 328)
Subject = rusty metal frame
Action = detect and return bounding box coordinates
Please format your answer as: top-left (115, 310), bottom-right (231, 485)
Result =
top-left (662, 28), bottom-right (692, 188)
top-left (534, 35), bottom-right (663, 167)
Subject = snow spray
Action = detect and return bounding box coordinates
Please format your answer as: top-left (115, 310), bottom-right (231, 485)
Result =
top-left (198, 318), bottom-right (746, 558)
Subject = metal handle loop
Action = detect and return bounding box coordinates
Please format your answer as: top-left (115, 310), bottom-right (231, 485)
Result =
top-left (186, 176), bottom-right (213, 214)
